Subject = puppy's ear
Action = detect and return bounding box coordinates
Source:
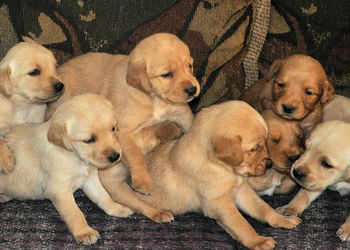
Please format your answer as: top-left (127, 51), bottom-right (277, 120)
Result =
top-left (126, 60), bottom-right (151, 94)
top-left (212, 135), bottom-right (243, 166)
top-left (266, 59), bottom-right (282, 81)
top-left (320, 79), bottom-right (335, 104)
top-left (22, 36), bottom-right (38, 44)
top-left (0, 66), bottom-right (13, 97)
top-left (47, 121), bottom-right (73, 151)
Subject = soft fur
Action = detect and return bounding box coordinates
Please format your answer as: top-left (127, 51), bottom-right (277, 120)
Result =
top-left (0, 94), bottom-right (134, 245)
top-left (0, 37), bottom-right (64, 173)
top-left (277, 120), bottom-right (350, 242)
top-left (46, 33), bottom-right (200, 194)
top-left (323, 94), bottom-right (350, 122)
top-left (240, 54), bottom-right (335, 138)
top-left (99, 101), bottom-right (301, 250)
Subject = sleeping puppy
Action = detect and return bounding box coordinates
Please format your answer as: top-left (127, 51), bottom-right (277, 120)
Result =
top-left (276, 120), bottom-right (350, 242)
top-left (323, 94), bottom-right (350, 122)
top-left (0, 37), bottom-right (64, 173)
top-left (99, 101), bottom-right (301, 250)
top-left (46, 33), bottom-right (200, 194)
top-left (240, 54), bottom-right (335, 138)
top-left (0, 94), bottom-right (135, 245)
top-left (247, 110), bottom-right (303, 196)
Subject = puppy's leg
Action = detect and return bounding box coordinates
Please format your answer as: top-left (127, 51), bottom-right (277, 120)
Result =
top-left (82, 171), bottom-right (133, 218)
top-left (337, 214), bottom-right (350, 242)
top-left (274, 176), bottom-right (297, 194)
top-left (235, 182), bottom-right (301, 229)
top-left (118, 131), bottom-right (152, 194)
top-left (276, 188), bottom-right (322, 216)
top-left (0, 138), bottom-right (15, 174)
top-left (99, 165), bottom-right (174, 223)
top-left (164, 105), bottom-right (194, 132)
top-left (204, 195), bottom-right (276, 249)
top-left (49, 192), bottom-right (100, 245)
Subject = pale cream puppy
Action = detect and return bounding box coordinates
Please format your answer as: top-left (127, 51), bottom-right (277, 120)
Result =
top-left (100, 101), bottom-right (301, 250)
top-left (0, 37), bottom-right (64, 173)
top-left (323, 94), bottom-right (350, 122)
top-left (277, 120), bottom-right (350, 242)
top-left (0, 94), bottom-right (133, 245)
top-left (46, 33), bottom-right (200, 194)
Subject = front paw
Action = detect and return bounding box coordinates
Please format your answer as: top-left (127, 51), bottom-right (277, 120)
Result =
top-left (156, 122), bottom-right (183, 142)
top-left (107, 203), bottom-right (134, 218)
top-left (0, 149), bottom-right (15, 174)
top-left (276, 205), bottom-right (303, 216)
top-left (74, 226), bottom-right (100, 245)
top-left (252, 236), bottom-right (276, 250)
top-left (131, 172), bottom-right (153, 194)
top-left (151, 210), bottom-right (174, 223)
top-left (269, 214), bottom-right (301, 229)
top-left (337, 221), bottom-right (350, 241)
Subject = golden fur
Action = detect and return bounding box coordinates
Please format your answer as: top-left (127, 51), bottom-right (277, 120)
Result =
top-left (99, 101), bottom-right (301, 250)
top-left (0, 94), bottom-right (133, 245)
top-left (0, 37), bottom-right (64, 173)
top-left (46, 33), bottom-right (200, 194)
top-left (240, 54), bottom-right (335, 138)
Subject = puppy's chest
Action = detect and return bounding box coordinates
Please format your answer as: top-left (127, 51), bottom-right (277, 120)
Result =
top-left (329, 182), bottom-right (350, 196)
top-left (12, 103), bottom-right (47, 126)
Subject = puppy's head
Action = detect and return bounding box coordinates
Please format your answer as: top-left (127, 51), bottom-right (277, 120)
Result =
top-left (268, 54), bottom-right (334, 120)
top-left (0, 37), bottom-right (64, 103)
top-left (290, 120), bottom-right (350, 191)
top-left (126, 33), bottom-right (200, 103)
top-left (209, 101), bottom-right (269, 177)
top-left (47, 94), bottom-right (122, 168)
top-left (261, 110), bottom-right (303, 174)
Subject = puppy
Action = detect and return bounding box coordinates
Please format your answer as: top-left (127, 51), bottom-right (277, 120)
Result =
top-left (277, 120), bottom-right (350, 241)
top-left (0, 94), bottom-right (135, 245)
top-left (46, 33), bottom-right (200, 194)
top-left (240, 54), bottom-right (335, 138)
top-left (323, 94), bottom-right (350, 122)
top-left (0, 37), bottom-right (64, 173)
top-left (99, 101), bottom-right (301, 250)
top-left (247, 110), bottom-right (303, 196)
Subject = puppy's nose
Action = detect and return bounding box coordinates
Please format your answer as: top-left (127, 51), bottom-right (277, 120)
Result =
top-left (282, 104), bottom-right (296, 114)
top-left (184, 86), bottom-right (197, 97)
top-left (292, 168), bottom-right (305, 180)
top-left (54, 82), bottom-right (64, 93)
top-left (266, 160), bottom-right (273, 169)
top-left (107, 152), bottom-right (120, 163)
top-left (288, 154), bottom-right (300, 163)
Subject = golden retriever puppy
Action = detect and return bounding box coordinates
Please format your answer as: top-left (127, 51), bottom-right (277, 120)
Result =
top-left (247, 110), bottom-right (303, 196)
top-left (46, 33), bottom-right (200, 194)
top-left (323, 94), bottom-right (350, 122)
top-left (0, 37), bottom-right (64, 173)
top-left (99, 101), bottom-right (301, 250)
top-left (277, 120), bottom-right (350, 241)
top-left (0, 94), bottom-right (135, 245)
top-left (240, 54), bottom-right (335, 138)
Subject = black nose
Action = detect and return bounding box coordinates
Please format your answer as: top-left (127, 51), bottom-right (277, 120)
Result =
top-left (184, 86), bottom-right (197, 97)
top-left (266, 159), bottom-right (273, 169)
top-left (292, 168), bottom-right (305, 180)
top-left (288, 154), bottom-right (300, 163)
top-left (282, 104), bottom-right (296, 114)
top-left (54, 82), bottom-right (64, 93)
top-left (107, 152), bottom-right (120, 163)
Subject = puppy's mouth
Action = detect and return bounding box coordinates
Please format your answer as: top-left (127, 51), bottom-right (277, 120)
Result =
top-left (33, 93), bottom-right (62, 103)
top-left (272, 164), bottom-right (290, 174)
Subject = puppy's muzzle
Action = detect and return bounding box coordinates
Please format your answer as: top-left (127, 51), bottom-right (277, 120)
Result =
top-left (282, 104), bottom-right (296, 114)
top-left (107, 151), bottom-right (121, 163)
top-left (184, 86), bottom-right (197, 97)
top-left (292, 167), bottom-right (305, 181)
top-left (53, 81), bottom-right (64, 94)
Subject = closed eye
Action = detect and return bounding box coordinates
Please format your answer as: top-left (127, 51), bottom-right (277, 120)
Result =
top-left (161, 72), bottom-right (173, 78)
top-left (84, 135), bottom-right (96, 144)
top-left (321, 159), bottom-right (333, 169)
top-left (28, 69), bottom-right (40, 76)
top-left (305, 89), bottom-right (313, 96)
top-left (271, 138), bottom-right (280, 144)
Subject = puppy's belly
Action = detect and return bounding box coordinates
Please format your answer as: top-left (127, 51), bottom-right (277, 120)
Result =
top-left (329, 182), bottom-right (350, 196)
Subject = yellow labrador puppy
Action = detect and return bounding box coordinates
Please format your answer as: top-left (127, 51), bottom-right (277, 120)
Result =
top-left (99, 101), bottom-right (301, 250)
top-left (0, 94), bottom-right (134, 245)
top-left (277, 120), bottom-right (350, 242)
top-left (0, 37), bottom-right (64, 173)
top-left (46, 33), bottom-right (200, 194)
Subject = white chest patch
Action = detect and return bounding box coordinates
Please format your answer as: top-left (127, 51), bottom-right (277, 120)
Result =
top-left (329, 181), bottom-right (350, 196)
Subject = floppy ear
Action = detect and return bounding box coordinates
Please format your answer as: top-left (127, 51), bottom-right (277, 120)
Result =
top-left (126, 60), bottom-right (151, 94)
top-left (22, 36), bottom-right (38, 44)
top-left (0, 66), bottom-right (13, 97)
top-left (47, 121), bottom-right (73, 151)
top-left (320, 79), bottom-right (335, 105)
top-left (266, 59), bottom-right (282, 81)
top-left (212, 135), bottom-right (243, 167)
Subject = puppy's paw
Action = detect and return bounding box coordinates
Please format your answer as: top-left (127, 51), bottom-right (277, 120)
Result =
top-left (276, 205), bottom-right (302, 217)
top-left (74, 226), bottom-right (100, 245)
top-left (337, 222), bottom-right (350, 241)
top-left (151, 210), bottom-right (174, 223)
top-left (156, 122), bottom-right (183, 142)
top-left (0, 149), bottom-right (15, 174)
top-left (252, 236), bottom-right (276, 250)
top-left (131, 173), bottom-right (153, 194)
top-left (270, 214), bottom-right (301, 229)
top-left (107, 203), bottom-right (134, 218)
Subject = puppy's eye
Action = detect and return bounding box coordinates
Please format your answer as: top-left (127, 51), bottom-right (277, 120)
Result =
top-left (277, 82), bottom-right (284, 88)
top-left (161, 72), bottom-right (173, 78)
top-left (305, 89), bottom-right (313, 96)
top-left (112, 126), bottom-right (116, 132)
top-left (271, 138), bottom-right (280, 144)
top-left (321, 160), bottom-right (333, 169)
top-left (28, 69), bottom-right (40, 76)
top-left (84, 135), bottom-right (96, 144)
top-left (250, 146), bottom-right (259, 152)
